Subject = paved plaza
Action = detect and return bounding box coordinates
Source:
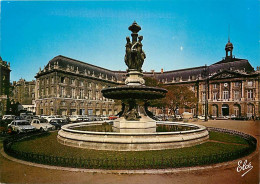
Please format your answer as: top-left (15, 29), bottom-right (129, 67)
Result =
top-left (0, 120), bottom-right (259, 184)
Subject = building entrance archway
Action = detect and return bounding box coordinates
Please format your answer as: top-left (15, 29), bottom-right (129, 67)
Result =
top-left (222, 104), bottom-right (229, 116)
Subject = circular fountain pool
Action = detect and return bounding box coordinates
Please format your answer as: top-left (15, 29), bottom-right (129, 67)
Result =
top-left (57, 121), bottom-right (209, 151)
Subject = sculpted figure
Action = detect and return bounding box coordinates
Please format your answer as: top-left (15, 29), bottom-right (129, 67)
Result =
top-left (124, 35), bottom-right (146, 71)
top-left (124, 37), bottom-right (132, 69)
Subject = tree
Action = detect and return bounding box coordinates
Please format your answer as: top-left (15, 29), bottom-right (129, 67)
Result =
top-left (143, 76), bottom-right (197, 117)
top-left (164, 85), bottom-right (197, 116)
top-left (144, 76), bottom-right (163, 87)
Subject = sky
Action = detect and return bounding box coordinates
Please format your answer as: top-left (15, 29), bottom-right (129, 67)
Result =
top-left (1, 0), bottom-right (259, 82)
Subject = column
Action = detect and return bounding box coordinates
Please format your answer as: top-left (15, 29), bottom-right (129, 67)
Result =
top-left (219, 83), bottom-right (222, 100)
top-left (230, 82), bottom-right (233, 101)
top-left (241, 81), bottom-right (244, 101)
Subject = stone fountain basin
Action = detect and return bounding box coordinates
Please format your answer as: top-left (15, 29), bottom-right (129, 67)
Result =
top-left (101, 85), bottom-right (167, 100)
top-left (57, 122), bottom-right (209, 151)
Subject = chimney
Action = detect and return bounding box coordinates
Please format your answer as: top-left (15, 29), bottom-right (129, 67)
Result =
top-left (161, 68), bottom-right (164, 73)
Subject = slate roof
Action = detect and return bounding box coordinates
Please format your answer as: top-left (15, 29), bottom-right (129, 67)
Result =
top-left (153, 58), bottom-right (254, 82)
top-left (45, 55), bottom-right (120, 81)
top-left (39, 55), bottom-right (255, 83)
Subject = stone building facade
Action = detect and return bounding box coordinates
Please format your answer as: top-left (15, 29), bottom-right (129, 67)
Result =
top-left (0, 57), bottom-right (11, 116)
top-left (11, 79), bottom-right (36, 112)
top-left (12, 79), bottom-right (36, 105)
top-left (153, 40), bottom-right (259, 118)
top-left (35, 55), bottom-right (123, 116)
top-left (35, 40), bottom-right (259, 118)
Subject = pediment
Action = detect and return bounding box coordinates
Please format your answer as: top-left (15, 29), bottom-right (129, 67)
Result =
top-left (210, 70), bottom-right (245, 80)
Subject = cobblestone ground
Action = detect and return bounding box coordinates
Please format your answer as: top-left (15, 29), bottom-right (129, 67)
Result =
top-left (0, 120), bottom-right (259, 184)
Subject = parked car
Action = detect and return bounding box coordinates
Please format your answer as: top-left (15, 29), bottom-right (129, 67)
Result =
top-left (49, 119), bottom-right (68, 130)
top-left (31, 118), bottom-right (55, 131)
top-left (182, 112), bottom-right (193, 119)
top-left (230, 114), bottom-right (236, 119)
top-left (8, 120), bottom-right (36, 134)
top-left (175, 115), bottom-right (182, 120)
top-left (108, 115), bottom-right (118, 120)
top-left (2, 115), bottom-right (16, 120)
top-left (197, 115), bottom-right (205, 120)
top-left (74, 117), bottom-right (90, 123)
top-left (69, 115), bottom-right (84, 122)
top-left (209, 115), bottom-right (217, 120)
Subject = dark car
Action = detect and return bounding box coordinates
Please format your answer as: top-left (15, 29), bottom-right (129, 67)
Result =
top-left (49, 119), bottom-right (68, 130)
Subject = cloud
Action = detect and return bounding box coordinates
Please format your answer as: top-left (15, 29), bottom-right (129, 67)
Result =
top-left (180, 46), bottom-right (183, 51)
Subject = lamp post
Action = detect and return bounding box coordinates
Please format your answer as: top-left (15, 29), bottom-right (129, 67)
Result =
top-left (203, 65), bottom-right (209, 122)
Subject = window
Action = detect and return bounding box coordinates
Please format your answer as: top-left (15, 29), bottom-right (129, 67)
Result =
top-left (51, 87), bottom-right (54, 95)
top-left (247, 81), bottom-right (253, 86)
top-left (71, 79), bottom-right (75, 85)
top-left (213, 84), bottom-right (217, 89)
top-left (80, 89), bottom-right (84, 99)
top-left (46, 78), bottom-right (49, 85)
top-left (96, 91), bottom-right (100, 100)
top-left (71, 88), bottom-right (76, 98)
top-left (41, 89), bottom-right (44, 96)
top-left (61, 77), bottom-right (65, 83)
top-left (51, 77), bottom-right (54, 84)
top-left (61, 87), bottom-right (65, 97)
top-left (80, 81), bottom-right (84, 86)
top-left (46, 87), bottom-right (49, 96)
top-left (213, 92), bottom-right (218, 100)
top-left (247, 89), bottom-right (253, 99)
top-left (88, 90), bottom-right (92, 99)
top-left (234, 91), bottom-right (240, 100)
top-left (235, 82), bottom-right (240, 87)
top-left (202, 92), bottom-right (206, 102)
top-left (223, 90), bottom-right (229, 100)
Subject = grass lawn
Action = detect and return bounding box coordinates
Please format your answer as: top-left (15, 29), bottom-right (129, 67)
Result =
top-left (11, 131), bottom-right (249, 161)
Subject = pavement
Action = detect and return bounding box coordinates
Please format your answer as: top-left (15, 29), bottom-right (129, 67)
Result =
top-left (0, 120), bottom-right (259, 184)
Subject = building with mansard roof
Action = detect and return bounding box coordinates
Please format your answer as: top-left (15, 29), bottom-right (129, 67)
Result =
top-left (35, 55), bottom-right (123, 116)
top-left (35, 40), bottom-right (259, 118)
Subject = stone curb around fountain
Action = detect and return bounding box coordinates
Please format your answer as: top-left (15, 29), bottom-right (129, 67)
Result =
top-left (57, 121), bottom-right (209, 151)
top-left (1, 147), bottom-right (258, 175)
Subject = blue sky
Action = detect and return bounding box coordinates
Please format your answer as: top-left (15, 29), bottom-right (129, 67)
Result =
top-left (1, 0), bottom-right (259, 82)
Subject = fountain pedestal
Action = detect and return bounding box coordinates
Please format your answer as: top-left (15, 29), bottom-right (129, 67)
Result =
top-left (113, 116), bottom-right (156, 133)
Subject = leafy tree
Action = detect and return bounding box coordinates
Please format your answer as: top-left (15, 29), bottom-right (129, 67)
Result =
top-left (144, 76), bottom-right (197, 116)
top-left (164, 85), bottom-right (197, 116)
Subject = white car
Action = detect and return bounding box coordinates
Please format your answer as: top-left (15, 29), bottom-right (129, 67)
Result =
top-left (8, 120), bottom-right (36, 134)
top-left (31, 119), bottom-right (55, 131)
top-left (3, 115), bottom-right (16, 120)
top-left (69, 115), bottom-right (83, 122)
top-left (44, 116), bottom-right (57, 122)
top-left (197, 115), bottom-right (205, 120)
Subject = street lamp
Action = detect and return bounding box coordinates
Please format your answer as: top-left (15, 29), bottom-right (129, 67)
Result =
top-left (202, 65), bottom-right (209, 122)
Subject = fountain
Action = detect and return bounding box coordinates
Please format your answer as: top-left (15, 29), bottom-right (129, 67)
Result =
top-left (57, 22), bottom-right (209, 151)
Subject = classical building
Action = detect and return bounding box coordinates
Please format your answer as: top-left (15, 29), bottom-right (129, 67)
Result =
top-left (11, 79), bottom-right (36, 112)
top-left (0, 57), bottom-right (11, 116)
top-left (35, 40), bottom-right (259, 118)
top-left (153, 40), bottom-right (259, 119)
top-left (34, 56), bottom-right (124, 116)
